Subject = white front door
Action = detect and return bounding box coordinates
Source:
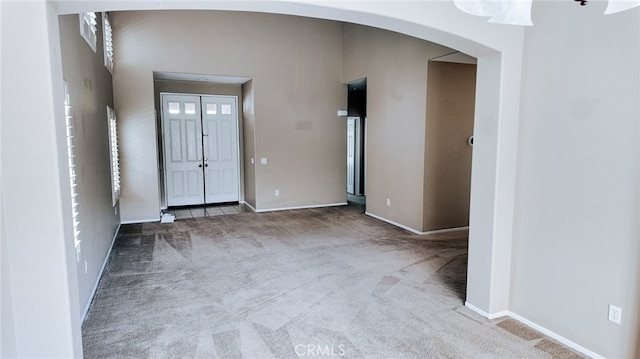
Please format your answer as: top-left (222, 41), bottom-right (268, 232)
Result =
top-left (347, 117), bottom-right (356, 194)
top-left (201, 96), bottom-right (240, 203)
top-left (163, 94), bottom-right (204, 206)
top-left (162, 94), bottom-right (240, 207)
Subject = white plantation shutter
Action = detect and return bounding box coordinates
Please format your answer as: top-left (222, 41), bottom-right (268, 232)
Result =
top-left (64, 82), bottom-right (81, 250)
top-left (103, 12), bottom-right (113, 72)
top-left (107, 106), bottom-right (121, 206)
top-left (80, 12), bottom-right (97, 52)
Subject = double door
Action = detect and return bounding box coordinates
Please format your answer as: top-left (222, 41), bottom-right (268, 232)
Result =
top-left (162, 94), bottom-right (239, 206)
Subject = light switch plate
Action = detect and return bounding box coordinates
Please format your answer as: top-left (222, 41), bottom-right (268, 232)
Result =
top-left (261, 158), bottom-right (268, 165)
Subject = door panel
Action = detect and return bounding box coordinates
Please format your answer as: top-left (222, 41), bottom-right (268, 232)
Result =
top-left (207, 169), bottom-right (220, 195)
top-left (201, 96), bottom-right (239, 203)
top-left (162, 94), bottom-right (204, 206)
top-left (205, 120), bottom-right (219, 161)
top-left (185, 119), bottom-right (199, 161)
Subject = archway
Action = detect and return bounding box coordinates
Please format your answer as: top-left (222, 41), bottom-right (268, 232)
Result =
top-left (47, 0), bottom-right (525, 352)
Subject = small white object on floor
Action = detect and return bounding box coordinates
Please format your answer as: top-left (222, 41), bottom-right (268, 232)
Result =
top-left (160, 213), bottom-right (175, 223)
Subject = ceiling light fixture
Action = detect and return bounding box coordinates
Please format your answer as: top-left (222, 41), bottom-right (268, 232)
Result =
top-left (454, 0), bottom-right (640, 26)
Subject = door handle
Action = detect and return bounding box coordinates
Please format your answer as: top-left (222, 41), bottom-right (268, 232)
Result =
top-left (205, 164), bottom-right (208, 167)
top-left (198, 164), bottom-right (203, 168)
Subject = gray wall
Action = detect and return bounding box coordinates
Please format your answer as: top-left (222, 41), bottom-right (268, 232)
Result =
top-left (58, 13), bottom-right (120, 317)
top-left (112, 11), bottom-right (347, 220)
top-left (511, 2), bottom-right (640, 358)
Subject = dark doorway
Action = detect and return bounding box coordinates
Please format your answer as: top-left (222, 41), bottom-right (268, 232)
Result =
top-left (347, 78), bottom-right (366, 204)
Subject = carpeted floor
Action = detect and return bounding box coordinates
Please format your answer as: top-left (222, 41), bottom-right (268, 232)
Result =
top-left (82, 204), bottom-right (584, 358)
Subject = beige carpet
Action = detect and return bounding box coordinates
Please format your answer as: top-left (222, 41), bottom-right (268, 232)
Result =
top-left (82, 204), bottom-right (584, 358)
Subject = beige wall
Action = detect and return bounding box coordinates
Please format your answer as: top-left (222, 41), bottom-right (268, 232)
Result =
top-left (112, 11), bottom-right (346, 220)
top-left (58, 13), bottom-right (120, 317)
top-left (343, 23), bottom-right (453, 231)
top-left (153, 79), bottom-right (245, 208)
top-left (423, 62), bottom-right (476, 232)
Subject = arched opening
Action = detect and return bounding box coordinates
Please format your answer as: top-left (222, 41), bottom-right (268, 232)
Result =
top-left (47, 0), bottom-right (525, 353)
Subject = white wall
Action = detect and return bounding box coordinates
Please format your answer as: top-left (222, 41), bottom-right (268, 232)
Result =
top-left (0, 1), bottom-right (82, 356)
top-left (511, 2), bottom-right (640, 357)
top-left (0, 3), bottom-right (15, 357)
top-left (1, 190), bottom-right (17, 358)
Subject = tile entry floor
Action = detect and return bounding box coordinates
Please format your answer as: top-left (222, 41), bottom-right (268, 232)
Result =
top-left (164, 203), bottom-right (250, 220)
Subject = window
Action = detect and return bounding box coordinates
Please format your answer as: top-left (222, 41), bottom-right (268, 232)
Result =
top-left (107, 107), bottom-right (121, 206)
top-left (103, 12), bottom-right (113, 73)
top-left (80, 12), bottom-right (97, 52)
top-left (221, 104), bottom-right (232, 115)
top-left (64, 82), bottom-right (81, 257)
top-left (184, 102), bottom-right (196, 115)
top-left (168, 102), bottom-right (180, 114)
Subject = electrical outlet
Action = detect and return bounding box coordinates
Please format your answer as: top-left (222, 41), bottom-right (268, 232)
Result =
top-left (608, 304), bottom-right (622, 324)
top-left (386, 198), bottom-right (391, 206)
top-left (261, 158), bottom-right (268, 165)
top-left (275, 189), bottom-right (280, 197)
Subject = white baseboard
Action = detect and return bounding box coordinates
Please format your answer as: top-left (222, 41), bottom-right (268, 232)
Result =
top-left (464, 301), bottom-right (509, 319)
top-left (365, 212), bottom-right (469, 236)
top-left (81, 223), bottom-right (120, 322)
top-left (365, 212), bottom-right (423, 234)
top-left (422, 226), bottom-right (469, 235)
top-left (464, 302), bottom-right (604, 359)
top-left (240, 201), bottom-right (257, 212)
top-left (255, 202), bottom-right (348, 213)
top-left (120, 218), bottom-right (160, 224)
top-left (508, 311), bottom-right (604, 359)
